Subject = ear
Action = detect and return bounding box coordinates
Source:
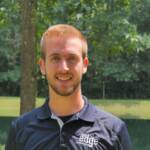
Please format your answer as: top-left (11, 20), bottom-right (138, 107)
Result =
top-left (38, 58), bottom-right (46, 75)
top-left (83, 57), bottom-right (89, 74)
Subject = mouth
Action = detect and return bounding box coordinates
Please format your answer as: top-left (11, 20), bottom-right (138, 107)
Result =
top-left (56, 75), bottom-right (72, 81)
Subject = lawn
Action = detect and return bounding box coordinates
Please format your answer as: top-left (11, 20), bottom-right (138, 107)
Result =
top-left (0, 96), bottom-right (150, 119)
top-left (0, 97), bottom-right (150, 150)
top-left (91, 99), bottom-right (150, 119)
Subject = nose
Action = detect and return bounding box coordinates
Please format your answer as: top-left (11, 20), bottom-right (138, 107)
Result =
top-left (58, 60), bottom-right (69, 73)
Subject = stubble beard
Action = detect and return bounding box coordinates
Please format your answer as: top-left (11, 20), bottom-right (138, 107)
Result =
top-left (48, 79), bottom-right (82, 97)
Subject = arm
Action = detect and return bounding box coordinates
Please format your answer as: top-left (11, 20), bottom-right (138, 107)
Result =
top-left (119, 122), bottom-right (132, 150)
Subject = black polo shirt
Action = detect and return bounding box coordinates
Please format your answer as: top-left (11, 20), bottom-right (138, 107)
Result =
top-left (5, 97), bottom-right (132, 150)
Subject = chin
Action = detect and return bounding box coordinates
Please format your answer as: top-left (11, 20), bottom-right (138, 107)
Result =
top-left (50, 82), bottom-right (81, 96)
top-left (55, 89), bottom-right (75, 96)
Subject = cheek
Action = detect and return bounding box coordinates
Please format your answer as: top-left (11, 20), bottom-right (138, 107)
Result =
top-left (45, 63), bottom-right (55, 75)
top-left (74, 64), bottom-right (84, 74)
top-left (45, 60), bottom-right (54, 69)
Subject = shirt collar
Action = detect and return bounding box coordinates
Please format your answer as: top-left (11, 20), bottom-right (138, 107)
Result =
top-left (74, 96), bottom-right (95, 123)
top-left (37, 98), bottom-right (52, 120)
top-left (37, 96), bottom-right (96, 123)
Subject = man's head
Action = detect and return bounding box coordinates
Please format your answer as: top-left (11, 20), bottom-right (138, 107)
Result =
top-left (39, 24), bottom-right (89, 96)
top-left (40, 24), bottom-right (88, 59)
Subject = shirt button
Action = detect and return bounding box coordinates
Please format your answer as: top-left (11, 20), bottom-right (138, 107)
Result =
top-left (62, 132), bottom-right (65, 136)
top-left (60, 143), bottom-right (69, 150)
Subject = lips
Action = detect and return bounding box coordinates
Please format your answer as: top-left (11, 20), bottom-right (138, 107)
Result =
top-left (56, 74), bottom-right (72, 81)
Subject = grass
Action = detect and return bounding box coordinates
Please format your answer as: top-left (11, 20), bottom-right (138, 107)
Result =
top-left (0, 117), bottom-right (14, 150)
top-left (91, 99), bottom-right (150, 119)
top-left (0, 96), bottom-right (150, 119)
top-left (0, 97), bottom-right (44, 117)
top-left (125, 119), bottom-right (150, 150)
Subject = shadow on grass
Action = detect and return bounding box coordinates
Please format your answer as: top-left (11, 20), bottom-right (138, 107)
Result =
top-left (0, 117), bottom-right (16, 145)
top-left (0, 117), bottom-right (150, 150)
top-left (123, 119), bottom-right (150, 150)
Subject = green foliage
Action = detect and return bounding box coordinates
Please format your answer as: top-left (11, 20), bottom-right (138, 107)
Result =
top-left (129, 0), bottom-right (150, 33)
top-left (102, 61), bottom-right (138, 82)
top-left (0, 0), bottom-right (149, 98)
top-left (0, 0), bottom-right (20, 83)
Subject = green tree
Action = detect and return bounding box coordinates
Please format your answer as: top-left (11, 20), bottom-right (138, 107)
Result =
top-left (0, 0), bottom-right (149, 99)
top-left (0, 0), bottom-right (20, 95)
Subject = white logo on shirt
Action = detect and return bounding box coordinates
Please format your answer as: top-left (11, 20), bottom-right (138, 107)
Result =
top-left (76, 134), bottom-right (98, 148)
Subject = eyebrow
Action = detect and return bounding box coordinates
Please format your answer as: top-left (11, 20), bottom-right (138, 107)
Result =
top-left (47, 53), bottom-right (59, 58)
top-left (48, 52), bottom-right (80, 58)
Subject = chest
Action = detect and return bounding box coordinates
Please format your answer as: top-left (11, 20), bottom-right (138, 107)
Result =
top-left (16, 120), bottom-right (120, 150)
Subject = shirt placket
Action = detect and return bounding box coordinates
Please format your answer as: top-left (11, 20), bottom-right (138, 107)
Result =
top-left (51, 113), bottom-right (69, 150)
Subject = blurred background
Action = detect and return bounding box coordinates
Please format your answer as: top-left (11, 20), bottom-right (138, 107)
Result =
top-left (0, 0), bottom-right (150, 150)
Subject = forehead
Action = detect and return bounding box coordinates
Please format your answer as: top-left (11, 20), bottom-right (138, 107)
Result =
top-left (44, 36), bottom-right (83, 56)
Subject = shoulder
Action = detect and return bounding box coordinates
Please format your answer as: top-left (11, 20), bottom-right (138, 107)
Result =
top-left (88, 103), bottom-right (126, 134)
top-left (84, 102), bottom-right (132, 149)
top-left (11, 106), bottom-right (44, 131)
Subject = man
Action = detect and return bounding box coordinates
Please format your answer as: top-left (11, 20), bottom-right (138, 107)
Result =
top-left (6, 24), bottom-right (132, 150)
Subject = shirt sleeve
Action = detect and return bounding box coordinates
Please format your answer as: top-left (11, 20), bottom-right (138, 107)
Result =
top-left (5, 121), bottom-right (17, 150)
top-left (119, 122), bottom-right (132, 150)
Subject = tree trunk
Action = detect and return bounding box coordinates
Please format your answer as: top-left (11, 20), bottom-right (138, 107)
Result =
top-left (20, 0), bottom-right (37, 115)
top-left (102, 81), bottom-right (105, 99)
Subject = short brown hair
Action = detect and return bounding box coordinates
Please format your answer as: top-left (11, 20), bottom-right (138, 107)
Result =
top-left (40, 24), bottom-right (88, 59)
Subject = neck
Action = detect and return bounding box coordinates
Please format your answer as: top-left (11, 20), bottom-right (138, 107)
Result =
top-left (48, 86), bottom-right (84, 116)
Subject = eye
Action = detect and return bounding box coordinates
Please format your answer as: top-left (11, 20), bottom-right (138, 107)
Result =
top-left (50, 55), bottom-right (60, 63)
top-left (68, 55), bottom-right (78, 64)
